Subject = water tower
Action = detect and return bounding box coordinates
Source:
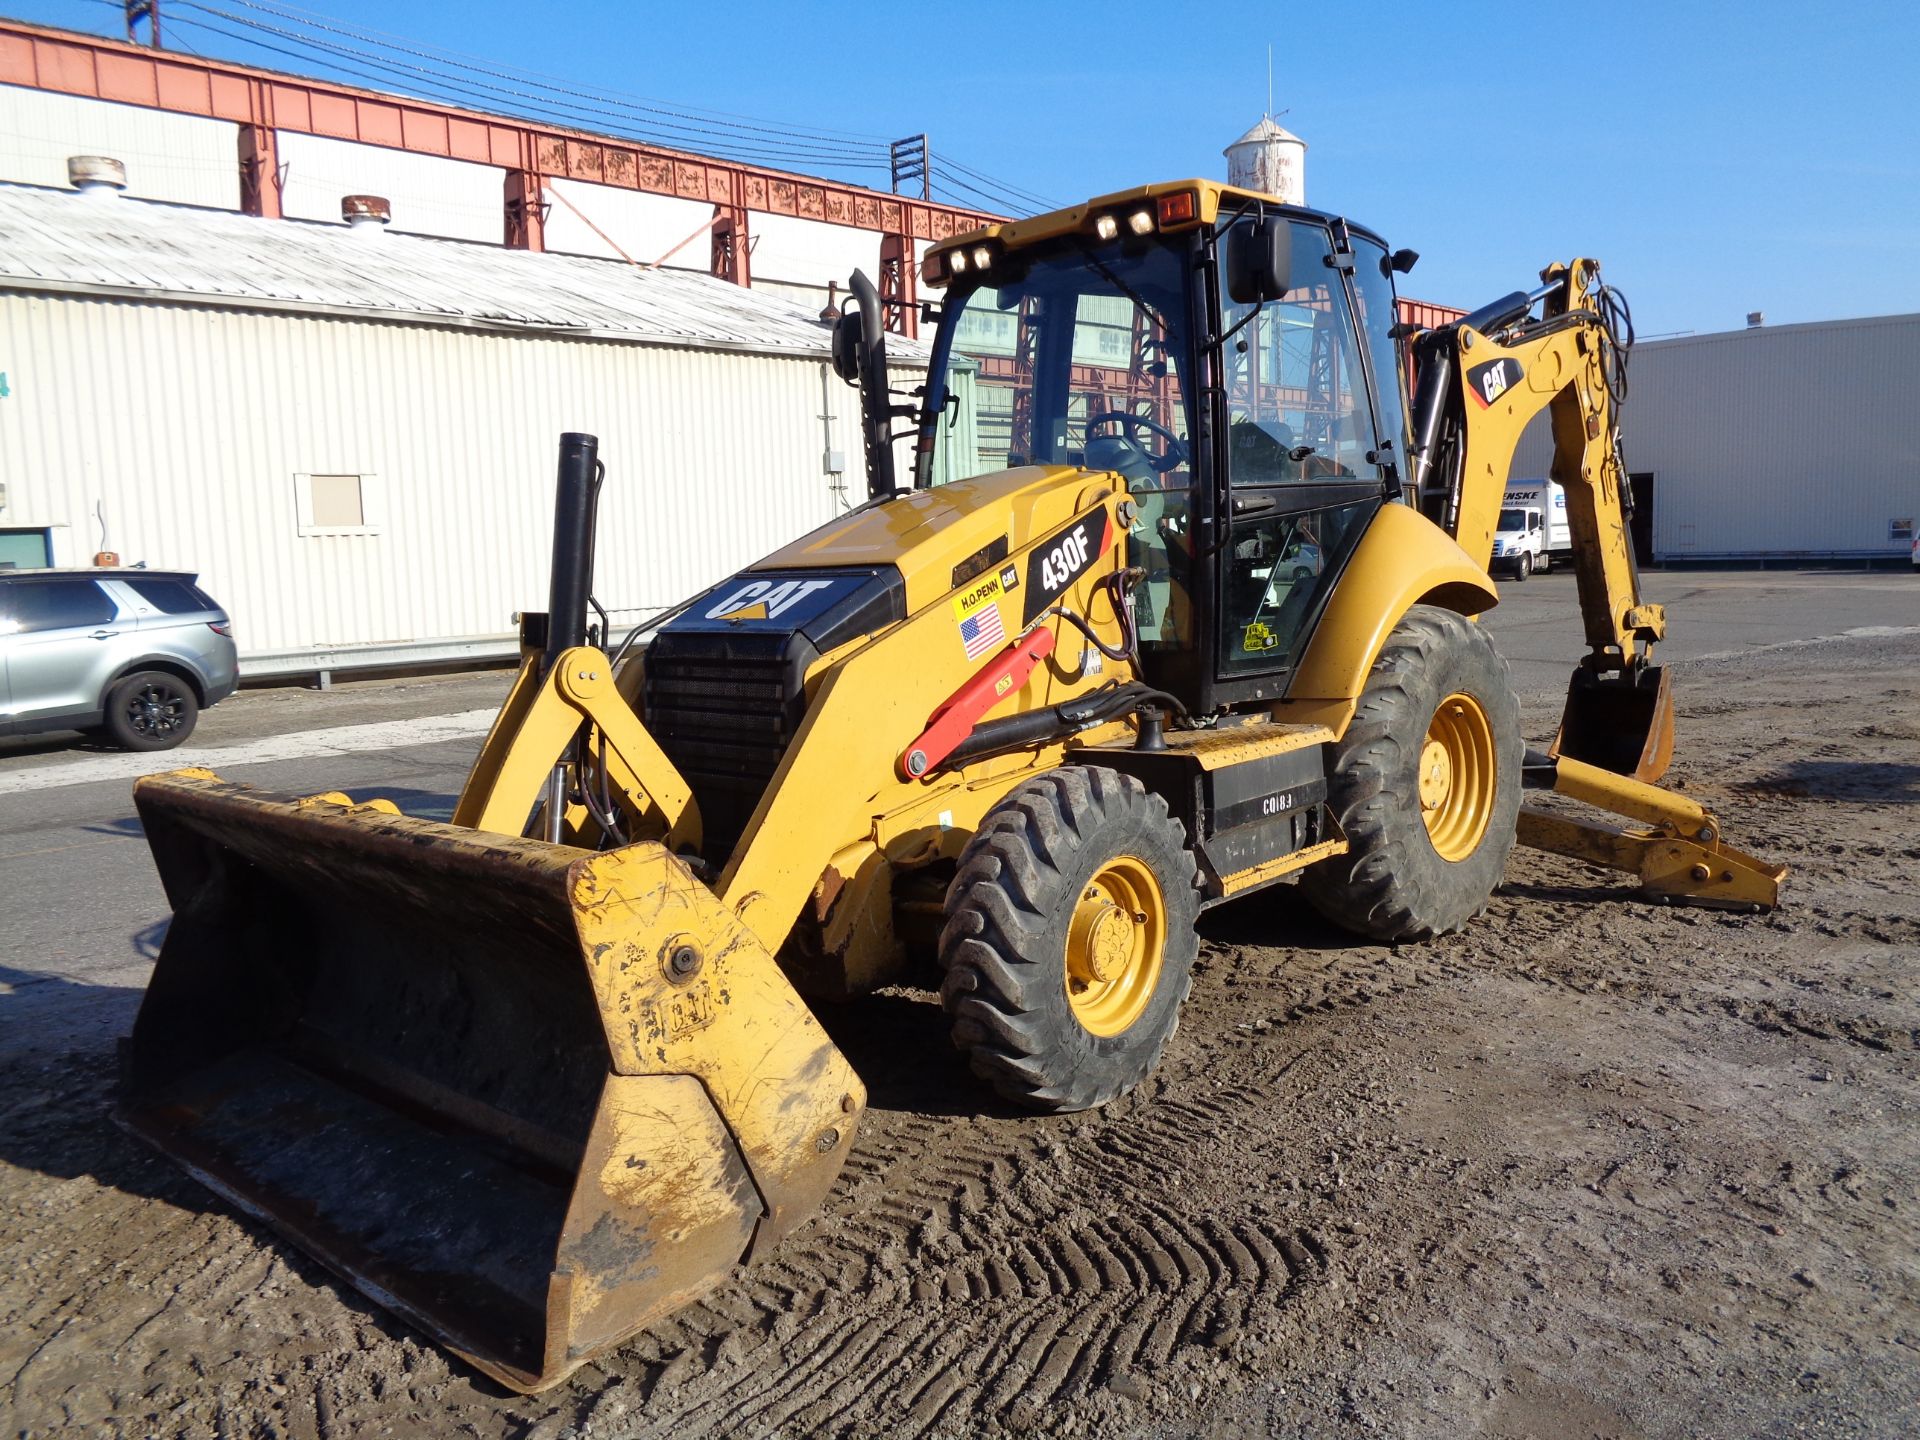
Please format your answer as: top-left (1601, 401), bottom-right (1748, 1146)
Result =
top-left (1224, 116), bottom-right (1307, 206)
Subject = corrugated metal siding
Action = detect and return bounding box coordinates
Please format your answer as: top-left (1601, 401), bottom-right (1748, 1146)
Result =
top-left (1631, 317), bottom-right (1920, 558)
top-left (0, 83), bottom-right (239, 209)
top-left (0, 292), bottom-right (890, 660)
top-left (1499, 315), bottom-right (1920, 560)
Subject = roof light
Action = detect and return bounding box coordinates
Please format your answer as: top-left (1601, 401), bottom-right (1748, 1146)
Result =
top-left (970, 245), bottom-right (992, 272)
top-left (949, 248), bottom-right (970, 274)
top-left (1126, 208), bottom-right (1154, 236)
top-left (1093, 214), bottom-right (1120, 241)
top-left (1155, 190), bottom-right (1198, 227)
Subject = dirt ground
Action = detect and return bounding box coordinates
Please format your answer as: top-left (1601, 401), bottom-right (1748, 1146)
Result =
top-left (3, 627), bottom-right (1917, 1439)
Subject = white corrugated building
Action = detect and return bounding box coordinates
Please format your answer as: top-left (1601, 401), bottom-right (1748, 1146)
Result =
top-left (0, 178), bottom-right (930, 675)
top-left (1517, 313), bottom-right (1920, 563)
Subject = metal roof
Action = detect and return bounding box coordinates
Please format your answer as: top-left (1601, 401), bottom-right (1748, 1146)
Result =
top-left (1226, 116), bottom-right (1306, 150)
top-left (0, 182), bottom-right (928, 361)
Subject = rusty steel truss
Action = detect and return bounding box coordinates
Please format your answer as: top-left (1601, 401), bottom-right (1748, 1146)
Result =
top-left (0, 18), bottom-right (990, 331)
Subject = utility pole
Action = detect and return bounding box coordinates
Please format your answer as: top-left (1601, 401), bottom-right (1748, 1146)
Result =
top-left (890, 135), bottom-right (929, 201)
top-left (125, 0), bottom-right (162, 48)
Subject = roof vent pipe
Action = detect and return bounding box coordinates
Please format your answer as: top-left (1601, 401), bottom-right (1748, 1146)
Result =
top-left (342, 194), bottom-right (391, 234)
top-left (68, 155), bottom-right (127, 198)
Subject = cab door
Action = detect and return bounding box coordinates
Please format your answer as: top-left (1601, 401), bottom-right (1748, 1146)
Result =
top-left (1205, 217), bottom-right (1401, 707)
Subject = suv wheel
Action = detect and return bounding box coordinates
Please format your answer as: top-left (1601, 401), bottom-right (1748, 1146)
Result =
top-left (106, 671), bottom-right (199, 751)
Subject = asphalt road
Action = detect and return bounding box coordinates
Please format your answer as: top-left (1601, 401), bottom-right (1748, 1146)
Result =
top-left (1, 570), bottom-right (1912, 1063)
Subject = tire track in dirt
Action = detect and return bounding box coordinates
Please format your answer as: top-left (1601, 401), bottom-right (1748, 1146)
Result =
top-left (557, 989), bottom-right (1344, 1440)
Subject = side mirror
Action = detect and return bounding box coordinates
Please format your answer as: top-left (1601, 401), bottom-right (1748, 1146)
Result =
top-left (1226, 218), bottom-right (1293, 305)
top-left (1390, 247), bottom-right (1419, 275)
top-left (830, 310), bottom-right (862, 385)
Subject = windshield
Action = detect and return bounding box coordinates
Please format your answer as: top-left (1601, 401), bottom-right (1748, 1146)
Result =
top-left (1498, 508), bottom-right (1526, 531)
top-left (917, 240), bottom-right (1196, 493)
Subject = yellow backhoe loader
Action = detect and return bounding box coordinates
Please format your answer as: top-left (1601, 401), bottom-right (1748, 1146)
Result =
top-left (118, 179), bottom-right (1783, 1391)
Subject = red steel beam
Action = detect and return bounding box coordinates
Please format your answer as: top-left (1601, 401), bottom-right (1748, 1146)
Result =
top-left (0, 18), bottom-right (996, 244)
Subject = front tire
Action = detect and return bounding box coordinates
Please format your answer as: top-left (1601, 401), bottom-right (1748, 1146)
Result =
top-left (1301, 605), bottom-right (1521, 941)
top-left (939, 768), bottom-right (1200, 1113)
top-left (1515, 552), bottom-right (1532, 581)
top-left (105, 671), bottom-right (199, 751)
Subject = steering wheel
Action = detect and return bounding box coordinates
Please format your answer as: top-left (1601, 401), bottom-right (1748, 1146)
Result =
top-left (1085, 411), bottom-right (1188, 474)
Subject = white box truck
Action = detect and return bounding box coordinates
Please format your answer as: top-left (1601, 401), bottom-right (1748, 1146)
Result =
top-left (1493, 479), bottom-right (1570, 579)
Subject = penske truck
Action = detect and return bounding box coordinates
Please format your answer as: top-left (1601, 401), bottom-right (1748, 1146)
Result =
top-left (1493, 478), bottom-right (1570, 577)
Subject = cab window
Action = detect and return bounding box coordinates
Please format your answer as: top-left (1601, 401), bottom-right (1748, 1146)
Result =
top-left (922, 237), bottom-right (1199, 674)
top-left (1219, 221), bottom-right (1387, 488)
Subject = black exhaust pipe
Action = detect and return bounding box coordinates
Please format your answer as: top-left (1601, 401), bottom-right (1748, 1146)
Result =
top-left (845, 270), bottom-right (897, 500)
top-left (545, 432), bottom-right (603, 671)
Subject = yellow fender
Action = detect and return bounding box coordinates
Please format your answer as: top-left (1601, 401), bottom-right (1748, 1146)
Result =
top-left (1273, 501), bottom-right (1498, 734)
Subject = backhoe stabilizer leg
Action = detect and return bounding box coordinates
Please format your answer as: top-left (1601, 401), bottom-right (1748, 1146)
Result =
top-left (1515, 753), bottom-right (1785, 910)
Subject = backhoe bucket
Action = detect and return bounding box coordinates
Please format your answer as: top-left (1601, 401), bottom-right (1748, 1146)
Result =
top-left (1551, 665), bottom-right (1675, 783)
top-left (118, 771), bottom-right (863, 1393)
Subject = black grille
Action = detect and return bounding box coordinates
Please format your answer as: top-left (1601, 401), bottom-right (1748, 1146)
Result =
top-left (642, 564), bottom-right (906, 867)
top-left (644, 649), bottom-right (800, 864)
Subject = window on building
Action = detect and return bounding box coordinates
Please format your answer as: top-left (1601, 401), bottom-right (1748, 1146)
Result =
top-left (0, 528), bottom-right (52, 570)
top-left (295, 473), bottom-right (382, 537)
top-left (1891, 518), bottom-right (1915, 541)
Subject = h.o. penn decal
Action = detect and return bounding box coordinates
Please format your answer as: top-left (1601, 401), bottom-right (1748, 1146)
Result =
top-left (1021, 510), bottom-right (1115, 624)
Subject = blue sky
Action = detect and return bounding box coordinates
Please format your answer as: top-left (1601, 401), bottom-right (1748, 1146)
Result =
top-left (13, 0), bottom-right (1919, 334)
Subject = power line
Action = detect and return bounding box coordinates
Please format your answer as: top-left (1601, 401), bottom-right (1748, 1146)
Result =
top-left (929, 163), bottom-right (1052, 216)
top-left (79, 0), bottom-right (1058, 214)
top-left (931, 152), bottom-right (1058, 211)
top-left (169, 6), bottom-right (895, 174)
top-left (174, 3), bottom-right (893, 167)
top-left (208, 0), bottom-right (898, 154)
top-left (221, 0), bottom-right (899, 145)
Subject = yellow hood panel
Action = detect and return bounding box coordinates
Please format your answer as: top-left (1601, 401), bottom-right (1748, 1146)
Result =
top-left (756, 466), bottom-right (1115, 611)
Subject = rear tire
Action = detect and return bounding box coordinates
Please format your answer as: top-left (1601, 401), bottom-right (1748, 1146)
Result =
top-left (939, 767), bottom-right (1200, 1113)
top-left (105, 671), bottom-right (199, 751)
top-left (1301, 605), bottom-right (1521, 941)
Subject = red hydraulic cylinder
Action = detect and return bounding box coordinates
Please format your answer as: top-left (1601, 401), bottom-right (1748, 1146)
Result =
top-left (900, 627), bottom-right (1056, 781)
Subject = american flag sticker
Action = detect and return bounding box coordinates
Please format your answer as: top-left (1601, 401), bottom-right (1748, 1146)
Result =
top-left (958, 602), bottom-right (1006, 661)
top-left (951, 573), bottom-right (1007, 661)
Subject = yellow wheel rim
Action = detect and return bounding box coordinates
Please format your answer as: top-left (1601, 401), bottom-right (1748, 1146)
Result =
top-left (1064, 857), bottom-right (1166, 1037)
top-left (1421, 692), bottom-right (1495, 862)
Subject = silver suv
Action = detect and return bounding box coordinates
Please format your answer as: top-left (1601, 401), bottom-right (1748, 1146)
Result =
top-left (0, 569), bottom-right (238, 751)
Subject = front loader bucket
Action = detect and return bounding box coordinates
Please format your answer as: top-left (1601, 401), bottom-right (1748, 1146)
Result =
top-left (118, 771), bottom-right (864, 1393)
top-left (1552, 664), bottom-right (1675, 783)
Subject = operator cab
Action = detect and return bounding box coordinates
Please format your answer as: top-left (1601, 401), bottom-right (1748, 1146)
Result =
top-left (913, 181), bottom-right (1409, 716)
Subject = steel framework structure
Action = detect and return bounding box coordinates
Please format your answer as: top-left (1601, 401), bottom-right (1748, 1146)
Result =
top-left (0, 18), bottom-right (990, 330)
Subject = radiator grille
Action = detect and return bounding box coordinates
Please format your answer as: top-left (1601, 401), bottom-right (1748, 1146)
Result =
top-left (643, 651), bottom-right (799, 864)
